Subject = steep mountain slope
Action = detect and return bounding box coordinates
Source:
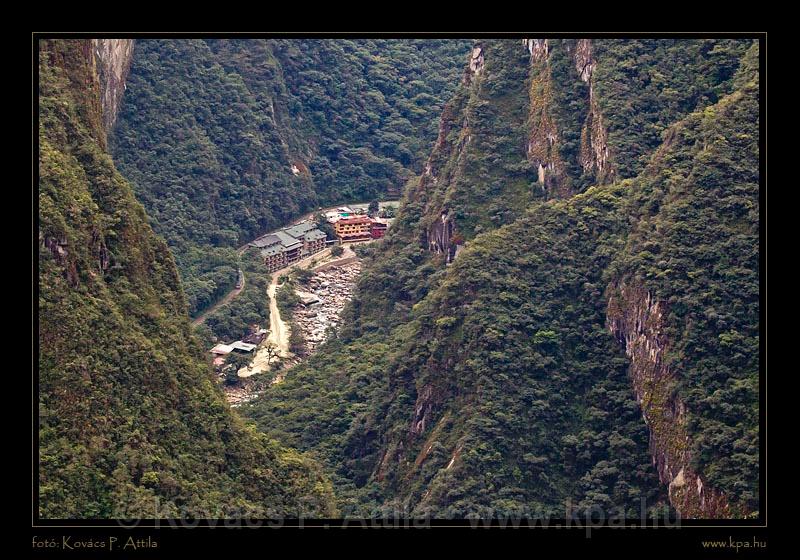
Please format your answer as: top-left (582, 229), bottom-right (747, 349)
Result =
top-left (242, 39), bottom-right (759, 518)
top-left (109, 39), bottom-right (470, 321)
top-left (404, 38), bottom-right (750, 258)
top-left (246, 183), bottom-right (669, 518)
top-left (606, 45), bottom-right (760, 516)
top-left (38, 39), bottom-right (336, 519)
top-left (92, 39), bottom-right (134, 132)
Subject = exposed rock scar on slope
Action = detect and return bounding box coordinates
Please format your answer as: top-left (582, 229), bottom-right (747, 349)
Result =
top-left (607, 280), bottom-right (733, 518)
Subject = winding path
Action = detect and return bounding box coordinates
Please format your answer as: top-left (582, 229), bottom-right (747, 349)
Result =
top-left (192, 271), bottom-right (244, 327)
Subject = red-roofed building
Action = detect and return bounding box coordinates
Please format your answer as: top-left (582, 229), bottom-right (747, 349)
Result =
top-left (370, 221), bottom-right (388, 239)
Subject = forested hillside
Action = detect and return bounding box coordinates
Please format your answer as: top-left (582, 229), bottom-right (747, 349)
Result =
top-left (242, 38), bottom-right (760, 518)
top-left (110, 39), bottom-right (470, 321)
top-left (607, 45), bottom-right (760, 515)
top-left (38, 36), bottom-right (760, 521)
top-left (38, 39), bottom-right (336, 518)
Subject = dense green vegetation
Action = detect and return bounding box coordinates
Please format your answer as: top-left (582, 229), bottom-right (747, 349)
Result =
top-left (609, 44), bottom-right (760, 510)
top-left (179, 245), bottom-right (240, 318)
top-left (38, 39), bottom-right (336, 518)
top-left (246, 183), bottom-right (672, 518)
top-left (110, 39), bottom-right (470, 317)
top-left (195, 250), bottom-right (270, 346)
top-left (261, 39), bottom-right (473, 202)
top-left (592, 39), bottom-right (750, 180)
top-left (523, 39), bottom-right (750, 196)
top-left (243, 38), bottom-right (760, 518)
top-left (40, 37), bottom-right (759, 520)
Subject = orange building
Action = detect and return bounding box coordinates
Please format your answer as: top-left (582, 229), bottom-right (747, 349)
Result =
top-left (334, 216), bottom-right (373, 242)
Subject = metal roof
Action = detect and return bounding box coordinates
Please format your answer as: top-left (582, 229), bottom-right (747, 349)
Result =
top-left (230, 341), bottom-right (257, 352)
top-left (304, 229), bottom-right (327, 241)
top-left (250, 234), bottom-right (281, 248)
top-left (274, 230), bottom-right (303, 249)
top-left (210, 344), bottom-right (234, 355)
top-left (284, 221), bottom-right (316, 238)
top-left (260, 245), bottom-right (285, 258)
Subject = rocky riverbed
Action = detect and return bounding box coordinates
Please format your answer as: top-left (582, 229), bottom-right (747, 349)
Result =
top-left (293, 261), bottom-right (362, 354)
top-left (222, 254), bottom-right (364, 406)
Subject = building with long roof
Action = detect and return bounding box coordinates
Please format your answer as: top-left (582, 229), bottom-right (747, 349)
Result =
top-left (250, 220), bottom-right (328, 272)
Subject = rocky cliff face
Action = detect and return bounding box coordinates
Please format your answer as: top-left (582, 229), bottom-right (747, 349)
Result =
top-left (573, 39), bottom-right (614, 184)
top-left (465, 44), bottom-right (484, 83)
top-left (417, 62), bottom-right (473, 264)
top-left (525, 39), bottom-right (565, 196)
top-left (416, 38), bottom-right (621, 258)
top-left (417, 39), bottom-right (617, 260)
top-left (419, 113), bottom-right (463, 263)
top-left (525, 38), bottom-right (614, 197)
top-left (426, 210), bottom-right (460, 262)
top-left (607, 281), bottom-right (732, 518)
top-left (92, 39), bottom-right (134, 133)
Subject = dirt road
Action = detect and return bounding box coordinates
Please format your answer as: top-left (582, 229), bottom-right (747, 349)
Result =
top-left (191, 244), bottom-right (250, 327)
top-left (237, 246), bottom-right (343, 379)
top-left (191, 272), bottom-right (245, 327)
top-left (266, 273), bottom-right (289, 355)
top-left (238, 270), bottom-right (291, 380)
